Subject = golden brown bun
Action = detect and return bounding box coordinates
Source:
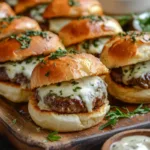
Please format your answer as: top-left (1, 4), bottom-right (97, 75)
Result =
top-left (15, 0), bottom-right (52, 14)
top-left (59, 17), bottom-right (122, 46)
top-left (101, 31), bottom-right (150, 69)
top-left (0, 2), bottom-right (15, 18)
top-left (43, 0), bottom-right (103, 19)
top-left (0, 31), bottom-right (64, 62)
top-left (28, 95), bottom-right (110, 132)
top-left (0, 16), bottom-right (41, 40)
top-left (106, 75), bottom-right (150, 103)
top-left (31, 53), bottom-right (109, 89)
top-left (0, 81), bottom-right (31, 103)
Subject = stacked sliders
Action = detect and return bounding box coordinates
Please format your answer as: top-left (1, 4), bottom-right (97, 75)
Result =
top-left (29, 51), bottom-right (110, 132)
top-left (43, 0), bottom-right (103, 33)
top-left (0, 16), bottom-right (64, 102)
top-left (0, 2), bottom-right (15, 18)
top-left (59, 16), bottom-right (122, 55)
top-left (15, 0), bottom-right (52, 24)
top-left (101, 31), bottom-right (150, 103)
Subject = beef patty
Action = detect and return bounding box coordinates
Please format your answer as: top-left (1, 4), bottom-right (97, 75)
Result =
top-left (0, 67), bottom-right (29, 86)
top-left (111, 68), bottom-right (150, 89)
top-left (35, 91), bottom-right (106, 114)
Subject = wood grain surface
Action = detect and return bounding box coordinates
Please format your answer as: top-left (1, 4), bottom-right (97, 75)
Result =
top-left (0, 96), bottom-right (150, 150)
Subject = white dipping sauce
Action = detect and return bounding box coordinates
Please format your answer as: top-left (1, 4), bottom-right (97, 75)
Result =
top-left (110, 135), bottom-right (150, 150)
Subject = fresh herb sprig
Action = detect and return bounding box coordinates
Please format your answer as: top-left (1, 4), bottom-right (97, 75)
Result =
top-left (99, 104), bottom-right (150, 130)
top-left (47, 131), bottom-right (61, 142)
top-left (68, 0), bottom-right (80, 6)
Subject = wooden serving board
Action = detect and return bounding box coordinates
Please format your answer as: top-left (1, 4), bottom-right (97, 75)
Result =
top-left (0, 96), bottom-right (150, 150)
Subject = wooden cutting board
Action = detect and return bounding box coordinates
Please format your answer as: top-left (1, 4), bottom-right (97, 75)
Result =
top-left (0, 96), bottom-right (150, 150)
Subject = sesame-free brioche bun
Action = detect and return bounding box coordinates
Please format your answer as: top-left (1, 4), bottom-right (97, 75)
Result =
top-left (28, 95), bottom-right (110, 132)
top-left (59, 17), bottom-right (122, 46)
top-left (43, 0), bottom-right (103, 19)
top-left (0, 16), bottom-right (41, 40)
top-left (15, 0), bottom-right (52, 14)
top-left (0, 81), bottom-right (31, 103)
top-left (101, 31), bottom-right (150, 69)
top-left (0, 2), bottom-right (15, 18)
top-left (31, 53), bottom-right (108, 89)
top-left (105, 74), bottom-right (150, 104)
top-left (0, 31), bottom-right (64, 62)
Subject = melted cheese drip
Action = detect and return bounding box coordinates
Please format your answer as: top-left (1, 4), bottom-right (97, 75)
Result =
top-left (122, 61), bottom-right (150, 85)
top-left (68, 37), bottom-right (110, 55)
top-left (37, 76), bottom-right (107, 112)
top-left (49, 18), bottom-right (72, 33)
top-left (30, 4), bottom-right (48, 23)
top-left (0, 56), bottom-right (43, 83)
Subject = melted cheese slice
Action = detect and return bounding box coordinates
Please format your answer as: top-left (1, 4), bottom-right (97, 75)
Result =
top-left (30, 4), bottom-right (48, 23)
top-left (0, 56), bottom-right (43, 87)
top-left (49, 18), bottom-right (72, 33)
top-left (122, 61), bottom-right (150, 85)
top-left (37, 76), bottom-right (107, 112)
top-left (68, 37), bottom-right (110, 55)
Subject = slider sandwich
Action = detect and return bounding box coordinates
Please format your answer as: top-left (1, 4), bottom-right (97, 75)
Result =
top-left (29, 52), bottom-right (110, 132)
top-left (101, 31), bottom-right (150, 103)
top-left (43, 0), bottom-right (103, 33)
top-left (15, 0), bottom-right (52, 24)
top-left (59, 16), bottom-right (122, 55)
top-left (0, 2), bottom-right (15, 18)
top-left (0, 16), bottom-right (40, 40)
top-left (0, 30), bottom-right (64, 103)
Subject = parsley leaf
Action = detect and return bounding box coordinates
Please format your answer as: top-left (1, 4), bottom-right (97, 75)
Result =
top-left (99, 104), bottom-right (150, 130)
top-left (68, 0), bottom-right (79, 6)
top-left (49, 48), bottom-right (67, 59)
top-left (12, 119), bottom-right (17, 124)
top-left (47, 131), bottom-right (61, 142)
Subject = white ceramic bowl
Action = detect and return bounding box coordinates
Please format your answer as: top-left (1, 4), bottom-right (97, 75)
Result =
top-left (99, 0), bottom-right (150, 15)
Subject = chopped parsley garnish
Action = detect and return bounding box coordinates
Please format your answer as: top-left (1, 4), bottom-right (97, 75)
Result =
top-left (99, 104), bottom-right (150, 130)
top-left (49, 48), bottom-right (67, 60)
top-left (45, 71), bottom-right (50, 77)
top-left (10, 31), bottom-right (48, 49)
top-left (82, 41), bottom-right (90, 49)
top-left (68, 0), bottom-right (80, 6)
top-left (73, 86), bottom-right (82, 92)
top-left (59, 90), bottom-right (63, 95)
top-left (0, 16), bottom-right (20, 23)
top-left (12, 119), bottom-right (17, 124)
top-left (47, 131), bottom-right (61, 142)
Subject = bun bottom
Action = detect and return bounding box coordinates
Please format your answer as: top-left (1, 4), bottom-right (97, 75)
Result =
top-left (106, 75), bottom-right (150, 103)
top-left (0, 81), bottom-right (31, 103)
top-left (28, 96), bottom-right (110, 132)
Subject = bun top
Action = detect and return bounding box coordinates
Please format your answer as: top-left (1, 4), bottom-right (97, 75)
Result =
top-left (0, 31), bottom-right (64, 62)
top-left (59, 16), bottom-right (122, 46)
top-left (15, 0), bottom-right (52, 13)
top-left (0, 16), bottom-right (41, 40)
top-left (101, 31), bottom-right (150, 68)
top-left (43, 0), bottom-right (103, 19)
top-left (31, 52), bottom-right (108, 89)
top-left (0, 2), bottom-right (15, 18)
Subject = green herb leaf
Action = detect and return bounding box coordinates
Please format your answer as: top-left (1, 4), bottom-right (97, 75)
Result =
top-left (12, 119), bottom-right (17, 124)
top-left (99, 104), bottom-right (150, 130)
top-left (47, 131), bottom-right (61, 142)
top-left (68, 0), bottom-right (80, 6)
top-left (73, 86), bottom-right (82, 92)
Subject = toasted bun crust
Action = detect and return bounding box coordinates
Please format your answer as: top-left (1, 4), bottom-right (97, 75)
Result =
top-left (0, 2), bottom-right (15, 18)
top-left (0, 31), bottom-right (64, 62)
top-left (43, 0), bottom-right (103, 19)
top-left (59, 17), bottom-right (122, 46)
top-left (31, 53), bottom-right (108, 89)
top-left (106, 75), bottom-right (150, 103)
top-left (0, 81), bottom-right (31, 103)
top-left (0, 16), bottom-right (41, 40)
top-left (101, 31), bottom-right (150, 68)
top-left (15, 0), bottom-right (52, 14)
top-left (28, 95), bottom-right (110, 132)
